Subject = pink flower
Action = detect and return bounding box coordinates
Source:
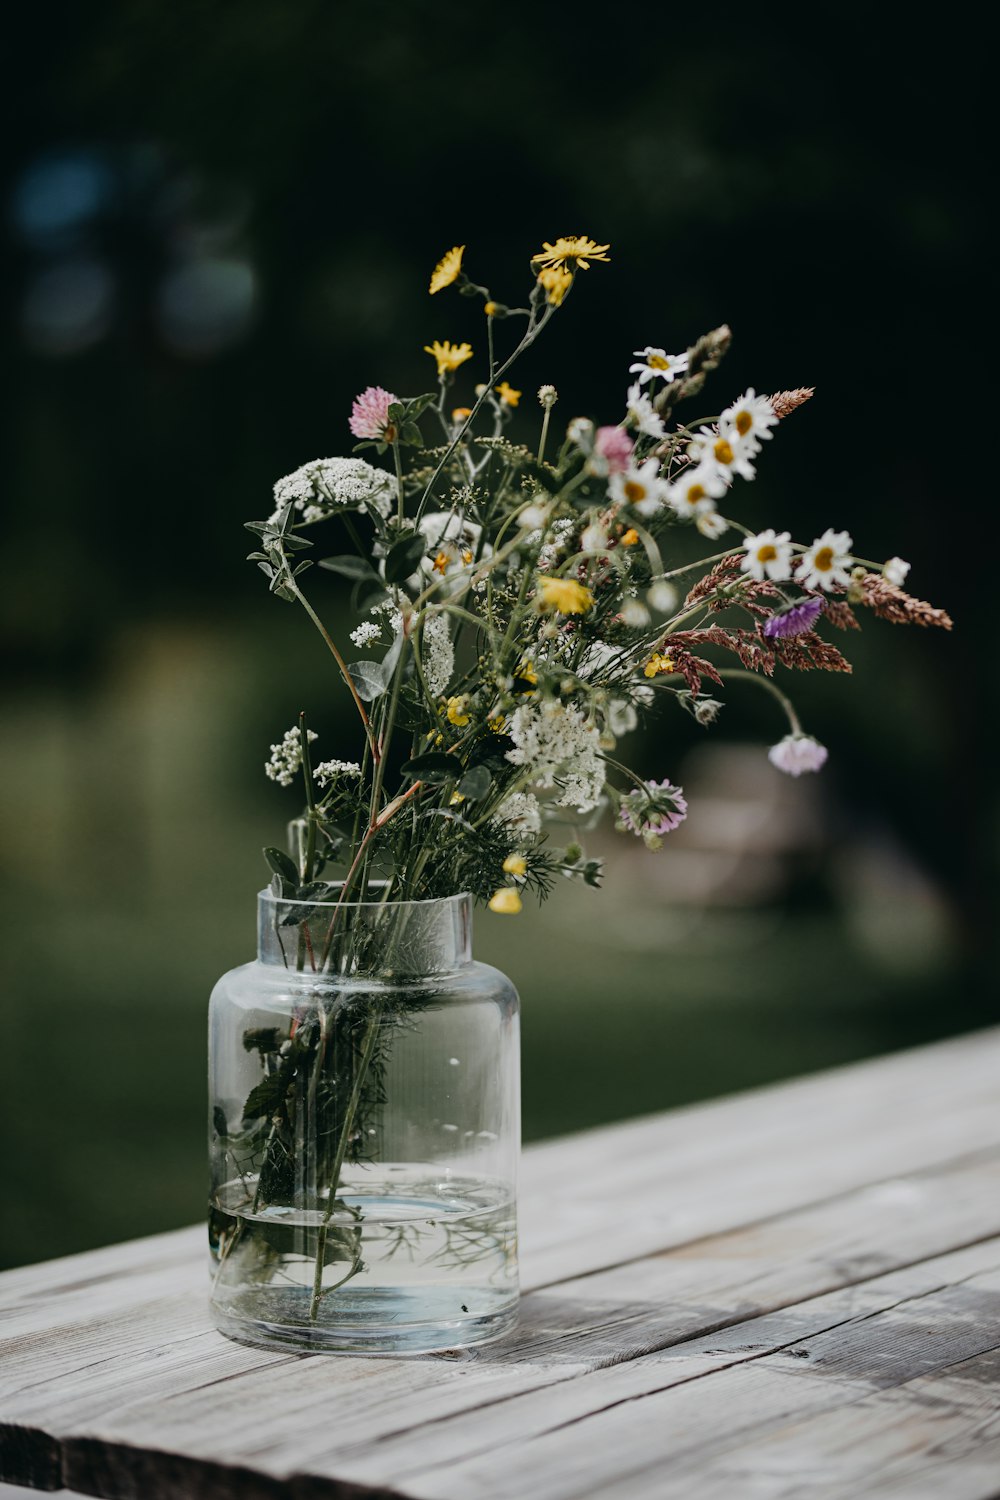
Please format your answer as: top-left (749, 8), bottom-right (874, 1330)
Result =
top-left (594, 425), bottom-right (634, 473)
top-left (768, 734), bottom-right (828, 777)
top-left (616, 778), bottom-right (688, 841)
top-left (349, 386), bottom-right (398, 441)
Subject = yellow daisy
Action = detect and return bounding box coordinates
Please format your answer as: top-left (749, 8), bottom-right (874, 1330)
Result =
top-left (429, 245), bottom-right (464, 295)
top-left (495, 381), bottom-right (522, 407)
top-left (643, 651), bottom-right (675, 679)
top-left (537, 265), bottom-right (574, 307)
top-left (502, 853), bottom-right (527, 877)
top-left (537, 576), bottom-right (595, 615)
top-left (488, 887), bottom-right (523, 915)
top-left (424, 340), bottom-right (474, 377)
top-left (531, 236), bottom-right (611, 271)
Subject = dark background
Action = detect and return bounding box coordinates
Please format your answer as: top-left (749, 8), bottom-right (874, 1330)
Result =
top-left (1, 3), bottom-right (994, 1269)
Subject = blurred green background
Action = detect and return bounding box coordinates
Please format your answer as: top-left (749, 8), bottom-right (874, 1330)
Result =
top-left (1, 3), bottom-right (993, 1270)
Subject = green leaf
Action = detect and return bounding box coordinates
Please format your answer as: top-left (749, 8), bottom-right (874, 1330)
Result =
top-left (263, 847), bottom-right (298, 883)
top-left (401, 751), bottom-right (463, 783)
top-left (318, 555), bottom-right (379, 580)
top-left (401, 423), bottom-right (424, 447)
top-left (242, 1027), bottom-right (284, 1054)
top-left (387, 402), bottom-right (406, 423)
top-left (457, 765), bottom-right (492, 800)
top-left (242, 1073), bottom-right (287, 1123)
top-left (352, 577), bottom-right (389, 614)
top-left (405, 392), bottom-right (438, 418)
top-left (384, 532), bottom-right (427, 584)
top-left (348, 660), bottom-right (389, 701)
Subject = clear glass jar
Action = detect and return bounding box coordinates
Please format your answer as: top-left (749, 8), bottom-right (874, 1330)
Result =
top-left (208, 889), bottom-right (519, 1354)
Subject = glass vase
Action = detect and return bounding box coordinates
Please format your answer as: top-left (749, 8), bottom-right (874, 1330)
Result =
top-left (208, 889), bottom-right (519, 1354)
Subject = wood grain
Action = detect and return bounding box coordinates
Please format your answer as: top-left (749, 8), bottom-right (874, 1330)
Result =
top-left (2, 1027), bottom-right (998, 1500)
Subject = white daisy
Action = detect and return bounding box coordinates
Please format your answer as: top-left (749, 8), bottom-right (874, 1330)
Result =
top-left (795, 529), bottom-right (853, 592)
top-left (719, 388), bottom-right (777, 450)
top-left (664, 462), bottom-right (728, 521)
top-left (696, 510), bottom-right (728, 540)
top-left (883, 556), bottom-right (910, 587)
top-left (625, 382), bottom-right (665, 439)
top-left (628, 347), bottom-right (689, 386)
top-left (687, 427), bottom-right (757, 483)
top-left (609, 457), bottom-right (669, 517)
top-left (741, 529), bottom-right (793, 583)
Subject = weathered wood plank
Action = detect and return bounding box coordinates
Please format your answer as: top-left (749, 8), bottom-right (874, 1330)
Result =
top-left (380, 1250), bottom-right (1000, 1500)
top-left (519, 1027), bottom-right (1000, 1287)
top-left (2, 1028), bottom-right (998, 1500)
top-left (10, 1157), bottom-right (999, 1499)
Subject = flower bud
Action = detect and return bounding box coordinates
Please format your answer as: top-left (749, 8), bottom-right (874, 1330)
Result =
top-left (647, 580), bottom-right (678, 614)
top-left (620, 598), bottom-right (651, 628)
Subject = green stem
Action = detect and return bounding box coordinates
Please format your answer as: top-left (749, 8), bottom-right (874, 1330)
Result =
top-left (718, 667), bottom-right (803, 735)
top-left (308, 1009), bottom-right (383, 1321)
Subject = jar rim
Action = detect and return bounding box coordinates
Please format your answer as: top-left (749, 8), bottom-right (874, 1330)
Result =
top-left (257, 885), bottom-right (473, 912)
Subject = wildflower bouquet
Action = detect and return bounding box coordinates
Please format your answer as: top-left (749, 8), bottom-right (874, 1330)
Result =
top-left (211, 235), bottom-right (953, 1351)
top-left (250, 235), bottom-right (952, 913)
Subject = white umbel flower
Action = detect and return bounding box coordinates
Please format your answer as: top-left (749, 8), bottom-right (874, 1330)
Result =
top-left (506, 702), bottom-right (606, 813)
top-left (795, 529), bottom-right (853, 592)
top-left (492, 791), bottom-right (543, 838)
top-left (628, 347), bottom-right (689, 386)
top-left (313, 759), bottom-right (362, 787)
top-left (265, 725), bottom-right (318, 788)
top-left (625, 382), bottom-right (665, 439)
top-left (609, 457), bottom-right (669, 517)
top-left (720, 389), bottom-right (777, 450)
top-left (350, 621), bottom-right (381, 648)
top-left (422, 612), bottom-right (455, 696)
top-left (884, 556), bottom-right (911, 587)
top-left (272, 457), bottom-right (394, 520)
top-left (664, 462), bottom-right (727, 520)
top-left (741, 529), bottom-right (793, 583)
top-left (768, 734), bottom-right (829, 777)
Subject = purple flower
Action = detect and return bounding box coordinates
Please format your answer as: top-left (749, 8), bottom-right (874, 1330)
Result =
top-left (349, 385), bottom-right (398, 441)
top-left (616, 778), bottom-right (688, 842)
top-left (593, 425), bottom-right (634, 473)
top-left (768, 734), bottom-right (828, 777)
top-left (762, 597), bottom-right (824, 639)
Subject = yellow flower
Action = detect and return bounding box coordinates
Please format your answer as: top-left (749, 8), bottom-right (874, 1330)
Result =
top-left (531, 236), bottom-right (611, 271)
top-left (643, 651), bottom-right (675, 679)
top-left (488, 887), bottom-right (523, 915)
top-left (620, 528), bottom-right (640, 546)
top-left (446, 695), bottom-right (470, 726)
top-left (537, 576), bottom-right (595, 615)
top-left (484, 301), bottom-right (498, 316)
top-left (452, 406), bottom-right (472, 422)
top-left (515, 659), bottom-right (538, 685)
top-left (495, 381), bottom-right (521, 407)
top-left (433, 550), bottom-right (451, 575)
top-left (449, 790), bottom-right (465, 806)
top-left (502, 853), bottom-right (527, 878)
top-left (487, 715), bottom-right (506, 735)
top-left (424, 340), bottom-right (474, 377)
top-left (536, 264), bottom-right (574, 307)
top-left (429, 245), bottom-right (464, 295)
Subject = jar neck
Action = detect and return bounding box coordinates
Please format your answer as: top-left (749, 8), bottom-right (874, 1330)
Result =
top-left (256, 889), bottom-right (473, 978)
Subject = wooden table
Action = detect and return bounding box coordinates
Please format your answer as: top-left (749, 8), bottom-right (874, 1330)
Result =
top-left (3, 1027), bottom-right (1000, 1500)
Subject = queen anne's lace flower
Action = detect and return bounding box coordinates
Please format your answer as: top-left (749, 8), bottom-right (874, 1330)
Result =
top-left (272, 457), bottom-right (394, 521)
top-left (265, 726), bottom-right (318, 788)
top-left (491, 791), bottom-right (542, 838)
top-left (422, 613), bottom-right (455, 696)
top-left (350, 621), bottom-right (381, 648)
top-left (313, 759), bottom-right (362, 787)
top-left (506, 702), bottom-right (606, 813)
